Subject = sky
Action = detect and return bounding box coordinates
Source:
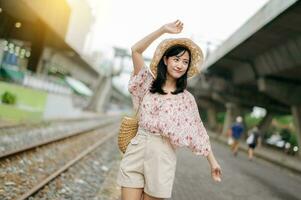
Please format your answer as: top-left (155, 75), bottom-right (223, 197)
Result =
top-left (67, 0), bottom-right (269, 100)
top-left (85, 0), bottom-right (269, 59)
top-left (79, 0), bottom-right (269, 96)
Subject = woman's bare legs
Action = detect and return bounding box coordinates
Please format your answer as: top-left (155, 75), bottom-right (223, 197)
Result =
top-left (248, 148), bottom-right (254, 160)
top-left (143, 192), bottom-right (164, 200)
top-left (121, 187), bottom-right (143, 200)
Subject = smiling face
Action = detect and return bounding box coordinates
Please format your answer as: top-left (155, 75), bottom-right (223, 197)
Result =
top-left (164, 50), bottom-right (190, 80)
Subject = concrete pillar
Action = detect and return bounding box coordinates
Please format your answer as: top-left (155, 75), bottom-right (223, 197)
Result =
top-left (207, 106), bottom-right (217, 131)
top-left (258, 112), bottom-right (274, 134)
top-left (222, 103), bottom-right (236, 135)
top-left (291, 105), bottom-right (301, 156)
top-left (28, 19), bottom-right (45, 72)
top-left (96, 77), bottom-right (112, 112)
top-left (86, 76), bottom-right (112, 113)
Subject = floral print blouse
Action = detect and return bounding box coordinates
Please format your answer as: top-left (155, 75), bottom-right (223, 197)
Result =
top-left (128, 66), bottom-right (211, 156)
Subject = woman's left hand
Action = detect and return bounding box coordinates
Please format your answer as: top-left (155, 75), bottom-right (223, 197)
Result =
top-left (162, 20), bottom-right (184, 34)
top-left (210, 163), bottom-right (222, 182)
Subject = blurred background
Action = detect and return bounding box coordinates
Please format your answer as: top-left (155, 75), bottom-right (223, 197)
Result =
top-left (0, 0), bottom-right (299, 156)
top-left (0, 0), bottom-right (301, 199)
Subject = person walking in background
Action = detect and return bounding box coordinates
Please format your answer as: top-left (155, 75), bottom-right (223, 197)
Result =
top-left (229, 116), bottom-right (244, 156)
top-left (246, 126), bottom-right (261, 160)
top-left (117, 20), bottom-right (222, 200)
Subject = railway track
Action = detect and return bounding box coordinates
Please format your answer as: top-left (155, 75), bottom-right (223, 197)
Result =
top-left (0, 115), bottom-right (120, 158)
top-left (0, 118), bottom-right (122, 200)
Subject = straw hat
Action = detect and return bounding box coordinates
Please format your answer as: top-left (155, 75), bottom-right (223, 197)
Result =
top-left (149, 38), bottom-right (204, 78)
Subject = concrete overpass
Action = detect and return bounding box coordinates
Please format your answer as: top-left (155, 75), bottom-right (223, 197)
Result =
top-left (189, 0), bottom-right (301, 151)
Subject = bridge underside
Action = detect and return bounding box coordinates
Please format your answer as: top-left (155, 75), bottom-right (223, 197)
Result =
top-left (189, 1), bottom-right (301, 154)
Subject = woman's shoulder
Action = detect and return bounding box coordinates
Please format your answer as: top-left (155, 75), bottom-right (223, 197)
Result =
top-left (137, 65), bottom-right (155, 79)
top-left (129, 65), bottom-right (154, 85)
top-left (183, 89), bottom-right (195, 101)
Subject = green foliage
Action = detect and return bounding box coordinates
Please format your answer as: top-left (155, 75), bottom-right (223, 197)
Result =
top-left (289, 134), bottom-right (298, 147)
top-left (216, 112), bottom-right (262, 129)
top-left (264, 128), bottom-right (275, 140)
top-left (200, 112), bottom-right (208, 122)
top-left (280, 128), bottom-right (291, 142)
top-left (244, 114), bottom-right (262, 129)
top-left (274, 115), bottom-right (293, 125)
top-left (1, 91), bottom-right (16, 105)
top-left (217, 112), bottom-right (225, 124)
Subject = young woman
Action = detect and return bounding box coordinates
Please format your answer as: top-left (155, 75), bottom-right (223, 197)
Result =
top-left (117, 20), bottom-right (222, 200)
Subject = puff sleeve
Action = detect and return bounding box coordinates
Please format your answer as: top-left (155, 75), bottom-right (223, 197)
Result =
top-left (188, 95), bottom-right (212, 156)
top-left (128, 66), bottom-right (154, 109)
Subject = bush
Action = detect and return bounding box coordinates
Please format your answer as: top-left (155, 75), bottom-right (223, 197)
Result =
top-left (264, 128), bottom-right (275, 140)
top-left (1, 91), bottom-right (17, 105)
top-left (275, 115), bottom-right (292, 125)
top-left (217, 112), bottom-right (225, 124)
top-left (280, 128), bottom-right (291, 142)
top-left (289, 134), bottom-right (298, 147)
top-left (244, 114), bottom-right (262, 130)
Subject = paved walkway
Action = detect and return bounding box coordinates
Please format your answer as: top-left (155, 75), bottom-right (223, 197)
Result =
top-left (109, 138), bottom-right (301, 200)
top-left (169, 140), bottom-right (301, 200)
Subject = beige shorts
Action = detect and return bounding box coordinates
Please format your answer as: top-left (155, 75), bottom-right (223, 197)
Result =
top-left (117, 127), bottom-right (177, 198)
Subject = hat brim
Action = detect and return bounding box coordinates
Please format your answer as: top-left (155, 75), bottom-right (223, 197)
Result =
top-left (149, 38), bottom-right (204, 78)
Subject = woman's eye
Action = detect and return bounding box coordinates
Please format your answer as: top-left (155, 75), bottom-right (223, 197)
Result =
top-left (173, 58), bottom-right (179, 62)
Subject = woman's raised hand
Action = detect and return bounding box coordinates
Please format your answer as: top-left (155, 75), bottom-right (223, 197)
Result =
top-left (162, 20), bottom-right (184, 34)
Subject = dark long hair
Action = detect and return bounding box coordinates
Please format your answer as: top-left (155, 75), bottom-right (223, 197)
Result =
top-left (150, 45), bottom-right (191, 95)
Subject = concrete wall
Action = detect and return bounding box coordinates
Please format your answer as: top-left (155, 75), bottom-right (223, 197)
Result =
top-left (43, 93), bottom-right (82, 120)
top-left (0, 81), bottom-right (86, 121)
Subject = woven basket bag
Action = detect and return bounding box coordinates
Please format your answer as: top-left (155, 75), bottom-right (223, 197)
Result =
top-left (118, 91), bottom-right (147, 153)
top-left (118, 115), bottom-right (139, 153)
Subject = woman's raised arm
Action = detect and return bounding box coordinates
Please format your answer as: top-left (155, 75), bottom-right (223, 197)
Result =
top-left (131, 20), bottom-right (183, 75)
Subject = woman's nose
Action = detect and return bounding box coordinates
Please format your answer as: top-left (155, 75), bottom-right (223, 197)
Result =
top-left (175, 65), bottom-right (182, 70)
top-left (176, 63), bottom-right (184, 69)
